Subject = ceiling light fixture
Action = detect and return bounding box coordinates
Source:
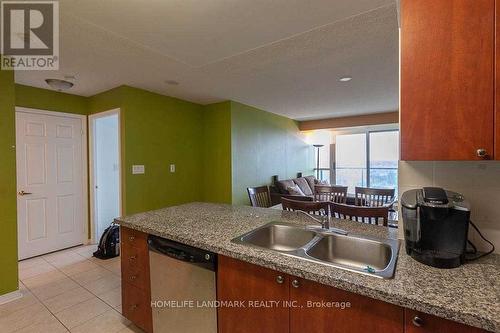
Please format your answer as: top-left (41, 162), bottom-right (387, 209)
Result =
top-left (339, 76), bottom-right (352, 82)
top-left (45, 79), bottom-right (74, 91)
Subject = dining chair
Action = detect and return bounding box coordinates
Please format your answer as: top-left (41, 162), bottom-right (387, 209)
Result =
top-left (281, 197), bottom-right (329, 215)
top-left (330, 202), bottom-right (390, 226)
top-left (314, 185), bottom-right (348, 203)
top-left (247, 186), bottom-right (272, 208)
top-left (354, 187), bottom-right (395, 207)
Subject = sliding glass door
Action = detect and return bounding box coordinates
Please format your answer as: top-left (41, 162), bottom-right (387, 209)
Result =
top-left (335, 130), bottom-right (399, 193)
top-left (369, 131), bottom-right (399, 189)
top-left (335, 133), bottom-right (367, 193)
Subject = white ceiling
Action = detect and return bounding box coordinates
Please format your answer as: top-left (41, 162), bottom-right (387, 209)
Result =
top-left (15, 0), bottom-right (399, 120)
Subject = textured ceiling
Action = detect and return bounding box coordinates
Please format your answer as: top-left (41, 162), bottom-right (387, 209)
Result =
top-left (15, 0), bottom-right (399, 120)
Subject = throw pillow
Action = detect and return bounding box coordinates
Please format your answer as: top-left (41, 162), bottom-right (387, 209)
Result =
top-left (286, 185), bottom-right (306, 196)
top-left (276, 179), bottom-right (296, 194)
top-left (293, 177), bottom-right (313, 196)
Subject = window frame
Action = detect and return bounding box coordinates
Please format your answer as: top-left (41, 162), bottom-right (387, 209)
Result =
top-left (334, 128), bottom-right (399, 190)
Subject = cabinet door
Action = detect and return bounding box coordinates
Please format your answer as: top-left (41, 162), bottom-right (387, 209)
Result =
top-left (289, 277), bottom-right (404, 333)
top-left (401, 0), bottom-right (495, 160)
top-left (405, 310), bottom-right (488, 333)
top-left (217, 256), bottom-right (289, 333)
top-left (496, 0), bottom-right (500, 160)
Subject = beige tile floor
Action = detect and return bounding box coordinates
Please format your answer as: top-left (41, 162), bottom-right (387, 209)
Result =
top-left (0, 245), bottom-right (144, 333)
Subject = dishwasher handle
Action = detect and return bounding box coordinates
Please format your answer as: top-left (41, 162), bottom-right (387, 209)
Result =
top-left (161, 247), bottom-right (194, 262)
top-left (148, 235), bottom-right (217, 271)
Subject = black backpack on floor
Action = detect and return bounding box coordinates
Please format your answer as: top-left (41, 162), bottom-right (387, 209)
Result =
top-left (93, 223), bottom-right (120, 259)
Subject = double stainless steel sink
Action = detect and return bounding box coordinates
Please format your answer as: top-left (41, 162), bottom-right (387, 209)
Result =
top-left (232, 222), bottom-right (399, 279)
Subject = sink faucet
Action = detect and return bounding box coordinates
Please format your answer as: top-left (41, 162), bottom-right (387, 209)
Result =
top-left (295, 210), bottom-right (348, 235)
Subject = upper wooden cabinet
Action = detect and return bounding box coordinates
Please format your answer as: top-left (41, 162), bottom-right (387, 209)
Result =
top-left (401, 0), bottom-right (495, 160)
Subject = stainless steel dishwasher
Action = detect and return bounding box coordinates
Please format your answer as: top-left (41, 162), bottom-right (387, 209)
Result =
top-left (148, 235), bottom-right (217, 333)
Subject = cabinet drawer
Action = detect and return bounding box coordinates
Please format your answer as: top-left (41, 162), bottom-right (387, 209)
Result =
top-left (121, 227), bottom-right (148, 250)
top-left (122, 282), bottom-right (152, 333)
top-left (121, 245), bottom-right (150, 290)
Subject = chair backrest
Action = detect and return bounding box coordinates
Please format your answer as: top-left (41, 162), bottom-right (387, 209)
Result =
top-left (355, 187), bottom-right (395, 207)
top-left (330, 203), bottom-right (389, 226)
top-left (281, 198), bottom-right (329, 215)
top-left (314, 185), bottom-right (348, 203)
top-left (247, 186), bottom-right (272, 208)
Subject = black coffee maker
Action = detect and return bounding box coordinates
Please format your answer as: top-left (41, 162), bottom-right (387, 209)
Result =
top-left (401, 187), bottom-right (470, 268)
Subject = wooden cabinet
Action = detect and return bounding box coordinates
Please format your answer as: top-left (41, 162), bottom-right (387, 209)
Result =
top-left (289, 277), bottom-right (403, 333)
top-left (405, 309), bottom-right (488, 333)
top-left (217, 255), bottom-right (290, 333)
top-left (217, 256), bottom-right (490, 333)
top-left (496, 2), bottom-right (500, 159)
top-left (401, 0), bottom-right (495, 160)
top-left (217, 256), bottom-right (402, 333)
top-left (121, 227), bottom-right (153, 333)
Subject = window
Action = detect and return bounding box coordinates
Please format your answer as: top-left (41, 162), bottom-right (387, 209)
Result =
top-left (335, 133), bottom-right (367, 192)
top-left (335, 130), bottom-right (399, 193)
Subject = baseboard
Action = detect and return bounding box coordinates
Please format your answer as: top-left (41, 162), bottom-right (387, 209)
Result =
top-left (0, 289), bottom-right (23, 305)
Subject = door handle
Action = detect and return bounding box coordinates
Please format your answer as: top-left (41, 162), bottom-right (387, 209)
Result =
top-left (18, 191), bottom-right (32, 196)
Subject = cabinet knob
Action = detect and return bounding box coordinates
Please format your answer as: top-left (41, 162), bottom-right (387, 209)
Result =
top-left (476, 149), bottom-right (488, 159)
top-left (129, 275), bottom-right (137, 281)
top-left (292, 279), bottom-right (300, 288)
top-left (412, 316), bottom-right (424, 327)
top-left (128, 256), bottom-right (136, 261)
top-left (276, 275), bottom-right (284, 284)
top-left (130, 304), bottom-right (138, 311)
top-left (129, 236), bottom-right (135, 241)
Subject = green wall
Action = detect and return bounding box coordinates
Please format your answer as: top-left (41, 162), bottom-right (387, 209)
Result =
top-left (201, 102), bottom-right (232, 203)
top-left (90, 86), bottom-right (206, 214)
top-left (0, 80), bottom-right (312, 297)
top-left (230, 101), bottom-right (314, 205)
top-left (120, 86), bottom-right (204, 214)
top-left (0, 70), bottom-right (19, 295)
top-left (15, 84), bottom-right (88, 115)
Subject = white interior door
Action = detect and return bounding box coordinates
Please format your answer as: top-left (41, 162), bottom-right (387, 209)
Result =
top-left (16, 110), bottom-right (86, 259)
top-left (93, 113), bottom-right (120, 240)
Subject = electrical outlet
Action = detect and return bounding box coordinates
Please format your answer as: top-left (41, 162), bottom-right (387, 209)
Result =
top-left (170, 164), bottom-right (176, 173)
top-left (132, 165), bottom-right (145, 174)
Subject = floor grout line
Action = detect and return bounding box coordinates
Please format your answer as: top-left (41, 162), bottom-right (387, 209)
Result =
top-left (15, 245), bottom-right (130, 333)
top-left (17, 276), bottom-right (72, 333)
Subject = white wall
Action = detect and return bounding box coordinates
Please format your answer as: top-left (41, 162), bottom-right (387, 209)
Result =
top-left (399, 161), bottom-right (500, 253)
top-left (94, 114), bottom-right (120, 239)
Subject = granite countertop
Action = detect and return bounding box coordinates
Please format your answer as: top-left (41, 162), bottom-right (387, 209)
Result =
top-left (115, 202), bottom-right (500, 332)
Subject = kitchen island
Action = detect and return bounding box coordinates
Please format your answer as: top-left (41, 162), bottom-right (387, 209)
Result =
top-left (115, 202), bottom-right (500, 332)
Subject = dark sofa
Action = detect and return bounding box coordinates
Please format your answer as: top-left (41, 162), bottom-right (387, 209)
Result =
top-left (269, 175), bottom-right (319, 205)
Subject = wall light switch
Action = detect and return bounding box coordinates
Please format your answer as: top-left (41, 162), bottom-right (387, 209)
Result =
top-left (170, 164), bottom-right (176, 173)
top-left (132, 165), bottom-right (145, 174)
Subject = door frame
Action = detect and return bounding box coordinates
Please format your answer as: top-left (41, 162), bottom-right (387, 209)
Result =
top-left (88, 108), bottom-right (122, 244)
top-left (15, 106), bottom-right (89, 246)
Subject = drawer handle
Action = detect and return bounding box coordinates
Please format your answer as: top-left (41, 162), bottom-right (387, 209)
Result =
top-left (476, 149), bottom-right (488, 159)
top-left (276, 275), bottom-right (284, 284)
top-left (292, 279), bottom-right (300, 288)
top-left (129, 236), bottom-right (135, 241)
top-left (412, 316), bottom-right (424, 327)
top-left (128, 256), bottom-right (136, 261)
top-left (130, 304), bottom-right (138, 311)
top-left (129, 275), bottom-right (137, 281)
